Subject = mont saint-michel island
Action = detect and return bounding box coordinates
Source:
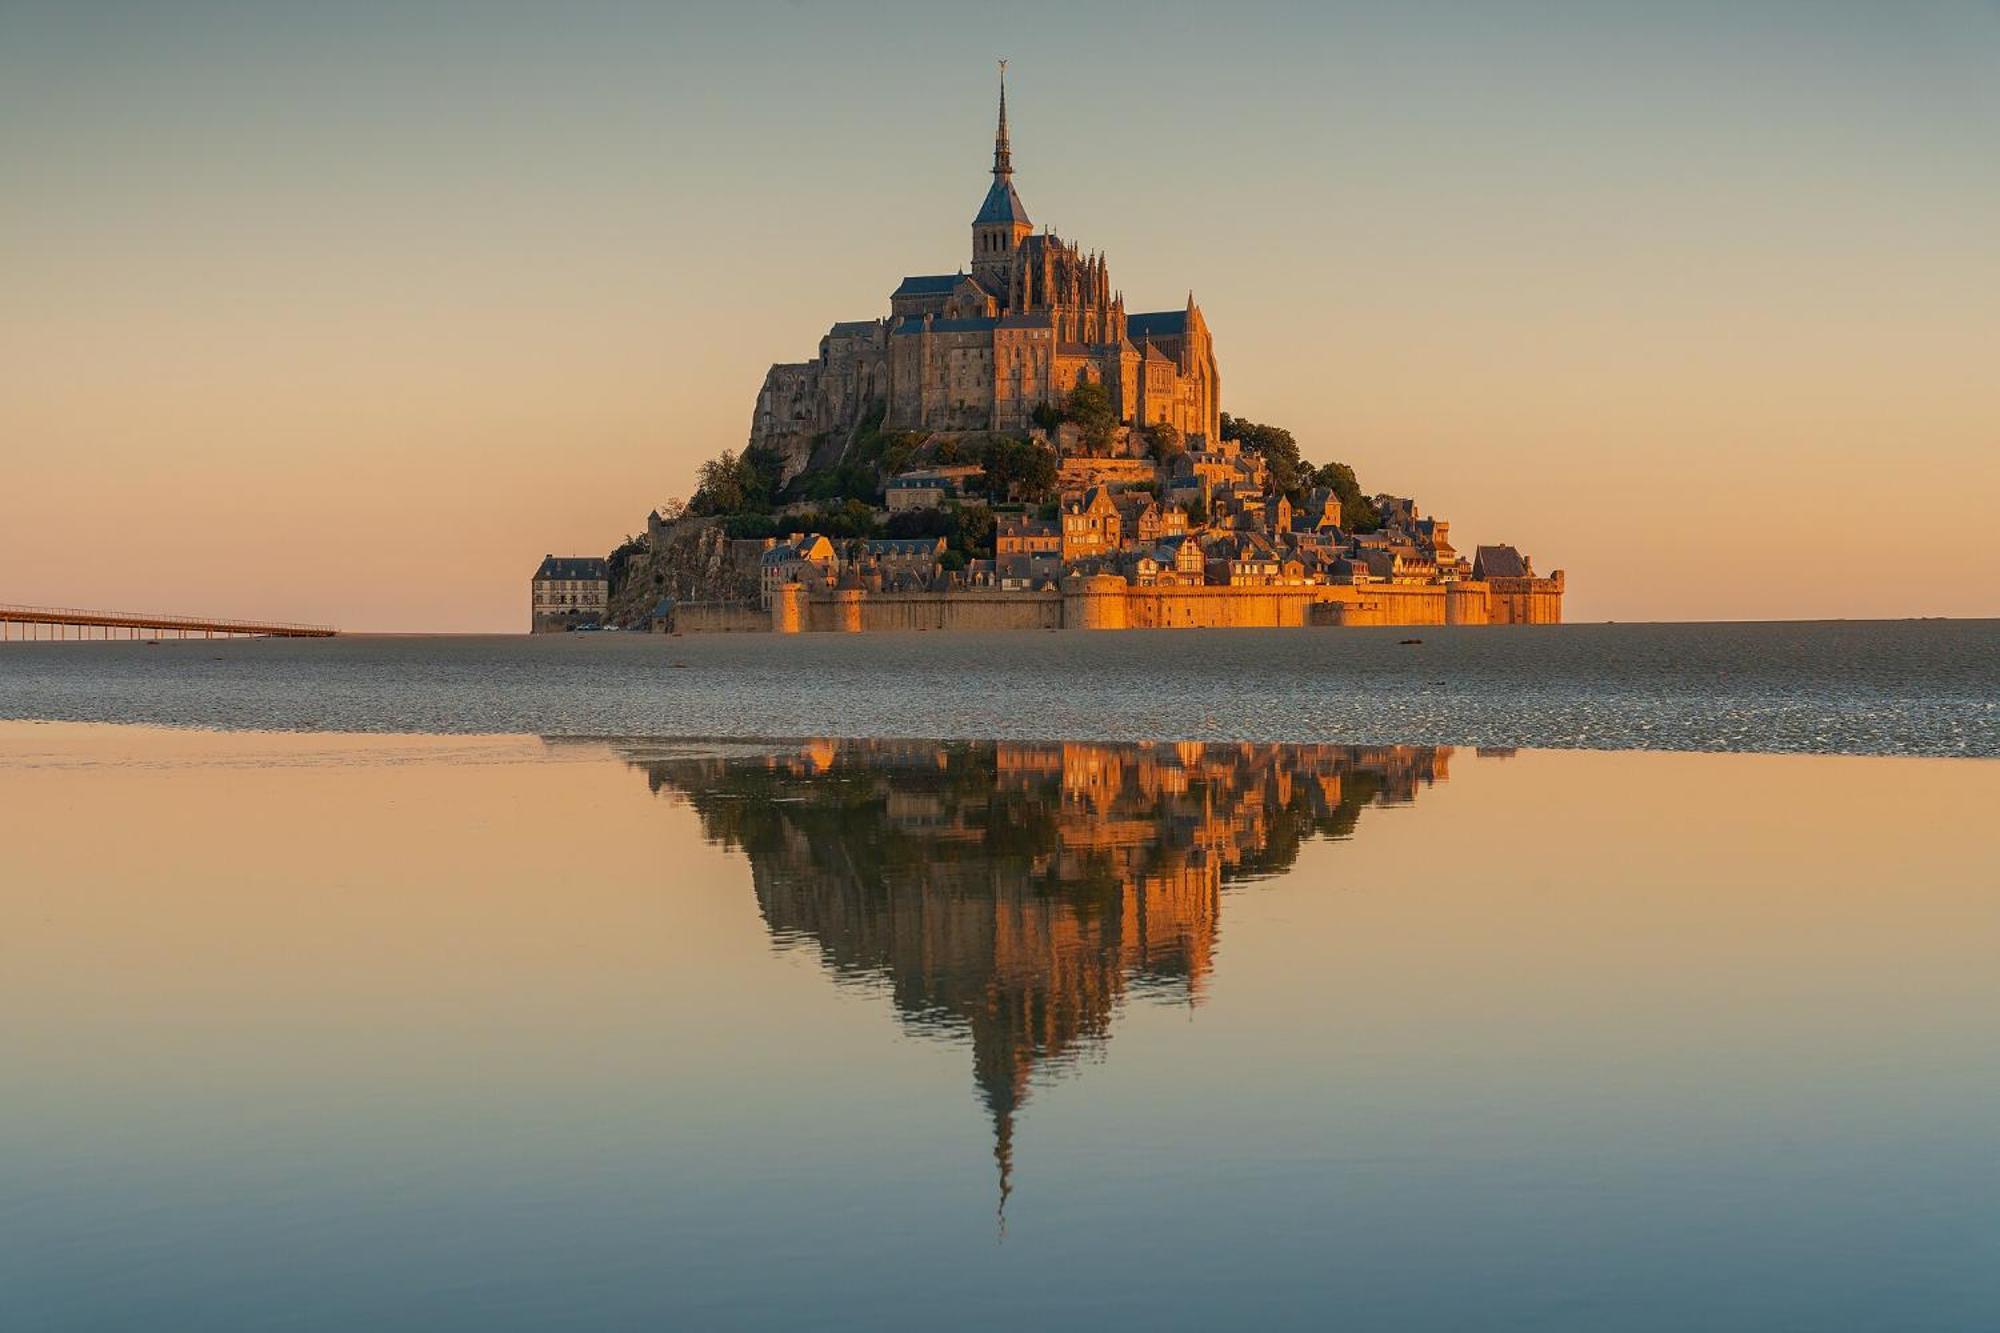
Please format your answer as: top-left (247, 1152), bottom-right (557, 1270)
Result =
top-left (534, 71), bottom-right (1563, 636)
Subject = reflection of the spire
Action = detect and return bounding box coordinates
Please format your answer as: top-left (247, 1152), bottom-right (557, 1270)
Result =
top-left (624, 739), bottom-right (1450, 1218)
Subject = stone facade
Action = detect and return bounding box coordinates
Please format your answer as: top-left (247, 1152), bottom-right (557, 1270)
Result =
top-left (530, 555), bottom-right (610, 633)
top-left (748, 72), bottom-right (1222, 479)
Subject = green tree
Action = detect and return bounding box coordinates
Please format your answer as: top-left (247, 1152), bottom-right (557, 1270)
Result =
top-left (808, 499), bottom-right (882, 539)
top-left (720, 513), bottom-right (782, 540)
top-left (883, 507), bottom-right (954, 541)
top-left (1310, 461), bottom-right (1381, 533)
top-left (689, 449), bottom-right (749, 515)
top-left (952, 503), bottom-right (997, 559)
top-left (979, 437), bottom-right (1058, 505)
top-left (690, 445), bottom-right (784, 516)
top-left (1065, 381), bottom-right (1118, 454)
top-left (606, 534), bottom-right (647, 598)
top-left (1143, 421), bottom-right (1185, 463)
top-left (1219, 413), bottom-right (1305, 501)
top-left (740, 447), bottom-right (784, 510)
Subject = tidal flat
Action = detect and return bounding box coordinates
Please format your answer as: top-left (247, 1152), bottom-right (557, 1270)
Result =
top-left (1, 619), bottom-right (1996, 756)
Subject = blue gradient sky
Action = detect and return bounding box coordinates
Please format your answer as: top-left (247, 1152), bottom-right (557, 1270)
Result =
top-left (3, 1), bottom-right (1996, 629)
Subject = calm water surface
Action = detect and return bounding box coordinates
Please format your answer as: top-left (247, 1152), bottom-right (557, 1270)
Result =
top-left (4, 722), bottom-right (1998, 1330)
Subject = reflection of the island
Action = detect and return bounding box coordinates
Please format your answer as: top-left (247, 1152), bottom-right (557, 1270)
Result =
top-left (622, 739), bottom-right (1449, 1216)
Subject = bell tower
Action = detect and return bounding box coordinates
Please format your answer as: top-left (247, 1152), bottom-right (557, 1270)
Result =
top-left (972, 61), bottom-right (1032, 281)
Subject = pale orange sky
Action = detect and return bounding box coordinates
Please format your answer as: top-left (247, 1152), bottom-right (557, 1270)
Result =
top-left (3, 2), bottom-right (1996, 631)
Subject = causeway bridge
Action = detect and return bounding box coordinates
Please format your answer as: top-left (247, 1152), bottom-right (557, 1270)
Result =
top-left (0, 604), bottom-right (336, 641)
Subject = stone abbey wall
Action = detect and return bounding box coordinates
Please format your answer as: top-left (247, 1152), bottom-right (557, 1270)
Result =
top-left (758, 576), bottom-right (1564, 634)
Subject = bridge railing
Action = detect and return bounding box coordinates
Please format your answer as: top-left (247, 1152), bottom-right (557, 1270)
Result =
top-left (0, 604), bottom-right (337, 637)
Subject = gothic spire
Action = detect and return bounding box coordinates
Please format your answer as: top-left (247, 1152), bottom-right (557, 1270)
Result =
top-left (972, 60), bottom-right (1030, 233)
top-left (993, 59), bottom-right (1013, 180)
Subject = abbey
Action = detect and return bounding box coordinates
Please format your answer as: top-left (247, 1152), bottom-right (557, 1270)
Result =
top-left (749, 71), bottom-right (1222, 474)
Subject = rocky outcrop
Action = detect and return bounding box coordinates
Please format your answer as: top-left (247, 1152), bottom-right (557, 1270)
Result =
top-left (606, 519), bottom-right (760, 628)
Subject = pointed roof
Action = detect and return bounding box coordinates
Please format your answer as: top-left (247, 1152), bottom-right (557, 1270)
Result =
top-left (1472, 544), bottom-right (1532, 579)
top-left (974, 62), bottom-right (1031, 228)
top-left (974, 177), bottom-right (1030, 226)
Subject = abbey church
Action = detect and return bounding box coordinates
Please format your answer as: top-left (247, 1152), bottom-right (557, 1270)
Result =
top-left (749, 71), bottom-right (1223, 473)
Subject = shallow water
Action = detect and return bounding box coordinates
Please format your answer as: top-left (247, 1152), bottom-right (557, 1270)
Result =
top-left (5, 723), bottom-right (1998, 1330)
top-left (1, 619), bottom-right (1995, 756)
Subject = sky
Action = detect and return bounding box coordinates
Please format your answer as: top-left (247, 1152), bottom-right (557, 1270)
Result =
top-left (2, 0), bottom-right (1996, 631)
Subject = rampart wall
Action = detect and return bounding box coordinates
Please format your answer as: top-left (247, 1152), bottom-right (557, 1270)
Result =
top-left (749, 576), bottom-right (1562, 634)
top-left (662, 602), bottom-right (769, 633)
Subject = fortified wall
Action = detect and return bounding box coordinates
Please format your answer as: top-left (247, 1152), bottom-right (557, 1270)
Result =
top-left (763, 574), bottom-right (1563, 634)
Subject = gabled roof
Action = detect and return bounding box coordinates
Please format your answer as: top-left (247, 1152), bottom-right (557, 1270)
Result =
top-left (534, 556), bottom-right (608, 580)
top-left (827, 320), bottom-right (881, 338)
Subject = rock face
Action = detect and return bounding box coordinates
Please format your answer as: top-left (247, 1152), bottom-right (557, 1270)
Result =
top-left (606, 520), bottom-right (760, 627)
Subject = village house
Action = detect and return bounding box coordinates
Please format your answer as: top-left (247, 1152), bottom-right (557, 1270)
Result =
top-left (1294, 488), bottom-right (1342, 532)
top-left (530, 555), bottom-right (611, 633)
top-left (858, 536), bottom-right (949, 585)
top-left (1361, 547), bottom-right (1439, 585)
top-left (884, 465), bottom-right (984, 512)
top-left (1060, 486), bottom-right (1122, 561)
top-left (759, 534), bottom-right (839, 608)
top-left (1121, 496), bottom-right (1188, 545)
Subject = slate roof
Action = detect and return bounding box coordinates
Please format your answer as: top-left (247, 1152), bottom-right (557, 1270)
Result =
top-left (997, 514), bottom-right (1059, 537)
top-left (1472, 544), bottom-right (1530, 579)
top-left (534, 556), bottom-right (609, 580)
top-left (827, 320), bottom-right (880, 338)
top-left (864, 538), bottom-right (947, 557)
top-left (892, 274), bottom-right (963, 298)
top-left (973, 176), bottom-right (1031, 226)
top-left (1125, 311), bottom-right (1189, 339)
